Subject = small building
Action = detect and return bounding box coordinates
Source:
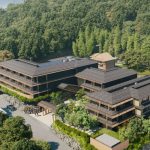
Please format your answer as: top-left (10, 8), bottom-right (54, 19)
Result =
top-left (90, 52), bottom-right (116, 71)
top-left (90, 134), bottom-right (129, 150)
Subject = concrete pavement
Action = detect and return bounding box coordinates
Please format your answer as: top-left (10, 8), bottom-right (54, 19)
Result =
top-left (0, 94), bottom-right (71, 150)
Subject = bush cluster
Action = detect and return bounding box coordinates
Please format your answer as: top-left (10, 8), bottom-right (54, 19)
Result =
top-left (53, 120), bottom-right (97, 150)
top-left (0, 86), bottom-right (51, 104)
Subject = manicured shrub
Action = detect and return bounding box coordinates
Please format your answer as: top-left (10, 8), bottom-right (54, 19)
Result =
top-left (0, 86), bottom-right (51, 104)
top-left (53, 120), bottom-right (96, 150)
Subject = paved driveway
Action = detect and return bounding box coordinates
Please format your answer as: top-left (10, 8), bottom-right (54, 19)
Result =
top-left (0, 94), bottom-right (71, 150)
top-left (13, 110), bottom-right (71, 150)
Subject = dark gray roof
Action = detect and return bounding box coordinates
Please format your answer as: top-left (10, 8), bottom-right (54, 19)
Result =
top-left (75, 68), bottom-right (137, 84)
top-left (105, 76), bottom-right (150, 92)
top-left (130, 81), bottom-right (150, 101)
top-left (0, 57), bottom-right (97, 77)
top-left (87, 88), bottom-right (131, 105)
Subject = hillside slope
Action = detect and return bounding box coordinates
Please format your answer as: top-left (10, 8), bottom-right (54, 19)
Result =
top-left (0, 0), bottom-right (149, 69)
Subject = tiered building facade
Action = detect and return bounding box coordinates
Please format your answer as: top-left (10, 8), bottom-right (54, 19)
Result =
top-left (0, 53), bottom-right (149, 128)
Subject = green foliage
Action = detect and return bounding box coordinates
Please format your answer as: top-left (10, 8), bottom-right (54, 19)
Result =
top-left (75, 89), bottom-right (85, 100)
top-left (64, 106), bottom-right (97, 130)
top-left (0, 86), bottom-right (51, 103)
top-left (56, 91), bottom-right (98, 130)
top-left (0, 112), bottom-right (8, 127)
top-left (72, 27), bottom-right (95, 57)
top-left (12, 139), bottom-right (51, 150)
top-left (12, 139), bottom-right (39, 150)
top-left (0, 0), bottom-right (149, 63)
top-left (0, 116), bottom-right (51, 150)
top-left (0, 116), bottom-right (32, 143)
top-left (50, 91), bottom-right (63, 105)
top-left (0, 50), bottom-right (14, 61)
top-left (119, 117), bottom-right (150, 150)
top-left (53, 120), bottom-right (96, 150)
top-left (35, 140), bottom-right (51, 150)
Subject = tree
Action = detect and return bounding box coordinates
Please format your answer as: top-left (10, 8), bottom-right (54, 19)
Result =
top-left (0, 116), bottom-right (32, 143)
top-left (72, 42), bottom-right (78, 57)
top-left (119, 117), bottom-right (146, 143)
top-left (75, 89), bottom-right (85, 100)
top-left (50, 91), bottom-right (63, 105)
top-left (0, 50), bottom-right (14, 61)
top-left (127, 36), bottom-right (134, 52)
top-left (12, 139), bottom-right (39, 150)
top-left (134, 33), bottom-right (141, 51)
top-left (12, 139), bottom-right (51, 150)
top-left (113, 26), bottom-right (122, 56)
top-left (0, 112), bottom-right (8, 126)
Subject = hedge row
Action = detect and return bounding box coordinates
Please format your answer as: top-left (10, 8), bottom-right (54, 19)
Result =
top-left (53, 120), bottom-right (97, 150)
top-left (0, 86), bottom-right (51, 104)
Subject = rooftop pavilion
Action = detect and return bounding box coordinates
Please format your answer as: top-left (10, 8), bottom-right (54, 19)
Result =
top-left (90, 52), bottom-right (117, 71)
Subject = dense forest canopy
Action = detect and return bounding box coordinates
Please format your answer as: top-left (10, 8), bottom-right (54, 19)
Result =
top-left (0, 0), bottom-right (149, 70)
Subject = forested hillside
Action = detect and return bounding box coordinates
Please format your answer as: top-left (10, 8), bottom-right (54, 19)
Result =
top-left (0, 0), bottom-right (149, 70)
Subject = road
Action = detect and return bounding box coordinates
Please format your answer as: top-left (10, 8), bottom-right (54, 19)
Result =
top-left (0, 95), bottom-right (71, 150)
top-left (13, 110), bottom-right (71, 150)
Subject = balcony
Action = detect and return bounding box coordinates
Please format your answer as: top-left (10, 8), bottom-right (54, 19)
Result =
top-left (0, 76), bottom-right (36, 95)
top-left (97, 112), bottom-right (134, 128)
top-left (0, 68), bottom-right (37, 86)
top-left (81, 83), bottom-right (102, 92)
top-left (86, 103), bottom-right (135, 118)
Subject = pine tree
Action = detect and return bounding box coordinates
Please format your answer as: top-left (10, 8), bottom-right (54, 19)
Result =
top-left (127, 35), bottom-right (134, 52)
top-left (78, 31), bottom-right (86, 57)
top-left (86, 33), bottom-right (95, 56)
top-left (72, 41), bottom-right (78, 57)
top-left (134, 33), bottom-right (141, 51)
top-left (121, 32), bottom-right (128, 52)
top-left (113, 26), bottom-right (122, 56)
top-left (85, 25), bottom-right (91, 42)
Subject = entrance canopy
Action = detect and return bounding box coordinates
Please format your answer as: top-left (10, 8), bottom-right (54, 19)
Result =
top-left (37, 101), bottom-right (56, 113)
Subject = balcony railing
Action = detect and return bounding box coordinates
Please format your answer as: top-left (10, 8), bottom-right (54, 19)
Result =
top-left (81, 83), bottom-right (102, 92)
top-left (0, 77), bottom-right (53, 96)
top-left (97, 112), bottom-right (134, 128)
top-left (86, 103), bottom-right (134, 117)
top-left (0, 69), bottom-right (37, 86)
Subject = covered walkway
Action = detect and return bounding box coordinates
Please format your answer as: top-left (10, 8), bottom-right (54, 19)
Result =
top-left (37, 101), bottom-right (56, 115)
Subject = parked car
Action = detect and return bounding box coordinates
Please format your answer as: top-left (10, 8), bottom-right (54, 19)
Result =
top-left (7, 105), bottom-right (16, 111)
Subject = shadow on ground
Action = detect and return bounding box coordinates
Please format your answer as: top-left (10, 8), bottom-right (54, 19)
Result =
top-left (48, 142), bottom-right (59, 150)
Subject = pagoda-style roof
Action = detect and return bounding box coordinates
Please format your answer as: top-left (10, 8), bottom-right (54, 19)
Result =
top-left (87, 88), bottom-right (131, 105)
top-left (130, 80), bottom-right (150, 101)
top-left (90, 52), bottom-right (116, 62)
top-left (75, 68), bottom-right (137, 84)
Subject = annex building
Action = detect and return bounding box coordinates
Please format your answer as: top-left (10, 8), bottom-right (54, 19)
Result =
top-left (76, 53), bottom-right (150, 129)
